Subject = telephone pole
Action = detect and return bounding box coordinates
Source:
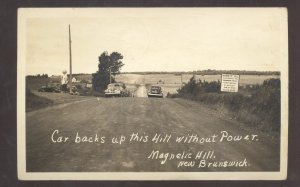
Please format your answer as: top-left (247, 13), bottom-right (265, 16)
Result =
top-left (109, 67), bottom-right (112, 84)
top-left (68, 25), bottom-right (72, 94)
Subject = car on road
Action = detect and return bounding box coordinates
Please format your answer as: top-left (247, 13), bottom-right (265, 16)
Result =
top-left (38, 84), bottom-right (61, 93)
top-left (104, 83), bottom-right (129, 97)
top-left (148, 86), bottom-right (163, 98)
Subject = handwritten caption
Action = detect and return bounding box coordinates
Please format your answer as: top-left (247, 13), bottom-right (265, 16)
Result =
top-left (50, 130), bottom-right (258, 169)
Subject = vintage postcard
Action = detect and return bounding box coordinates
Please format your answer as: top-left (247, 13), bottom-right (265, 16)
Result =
top-left (17, 8), bottom-right (288, 180)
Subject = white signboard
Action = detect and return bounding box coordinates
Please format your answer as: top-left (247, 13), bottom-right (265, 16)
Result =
top-left (221, 74), bottom-right (239, 92)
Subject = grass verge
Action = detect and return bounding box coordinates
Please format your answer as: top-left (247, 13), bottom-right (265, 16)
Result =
top-left (26, 89), bottom-right (53, 112)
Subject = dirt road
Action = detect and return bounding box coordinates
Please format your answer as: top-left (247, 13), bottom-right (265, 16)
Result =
top-left (26, 96), bottom-right (280, 172)
top-left (135, 84), bottom-right (148, 97)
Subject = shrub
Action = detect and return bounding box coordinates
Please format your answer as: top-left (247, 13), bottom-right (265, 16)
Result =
top-left (168, 78), bottom-right (281, 132)
top-left (177, 76), bottom-right (221, 96)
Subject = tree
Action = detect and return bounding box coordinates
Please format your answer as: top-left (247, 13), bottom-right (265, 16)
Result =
top-left (92, 51), bottom-right (124, 92)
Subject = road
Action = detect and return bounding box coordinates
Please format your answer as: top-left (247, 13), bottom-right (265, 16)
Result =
top-left (26, 88), bottom-right (280, 172)
top-left (135, 84), bottom-right (148, 97)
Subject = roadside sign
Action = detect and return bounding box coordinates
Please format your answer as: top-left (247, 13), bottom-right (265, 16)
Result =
top-left (221, 74), bottom-right (239, 92)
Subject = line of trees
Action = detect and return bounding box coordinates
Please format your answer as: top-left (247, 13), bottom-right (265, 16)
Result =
top-left (26, 74), bottom-right (49, 78)
top-left (123, 70), bottom-right (280, 75)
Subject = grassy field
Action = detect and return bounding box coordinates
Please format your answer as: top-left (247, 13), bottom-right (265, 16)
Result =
top-left (27, 73), bottom-right (278, 87)
top-left (26, 77), bottom-right (50, 90)
top-left (116, 74), bottom-right (280, 95)
top-left (26, 73), bottom-right (280, 99)
top-left (116, 73), bottom-right (279, 84)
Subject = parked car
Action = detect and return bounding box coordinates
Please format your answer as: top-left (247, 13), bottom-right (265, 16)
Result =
top-left (104, 83), bottom-right (128, 97)
top-left (69, 84), bottom-right (92, 95)
top-left (38, 84), bottom-right (60, 93)
top-left (69, 86), bottom-right (80, 95)
top-left (148, 86), bottom-right (163, 98)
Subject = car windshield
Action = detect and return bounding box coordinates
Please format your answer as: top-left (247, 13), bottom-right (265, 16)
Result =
top-left (108, 84), bottom-right (121, 89)
top-left (151, 87), bottom-right (161, 91)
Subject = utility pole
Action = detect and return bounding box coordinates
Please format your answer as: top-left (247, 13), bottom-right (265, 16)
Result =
top-left (109, 67), bottom-right (112, 84)
top-left (68, 24), bottom-right (72, 94)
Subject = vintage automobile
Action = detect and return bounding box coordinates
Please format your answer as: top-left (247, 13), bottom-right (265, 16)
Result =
top-left (69, 85), bottom-right (80, 95)
top-left (38, 84), bottom-right (61, 93)
top-left (104, 83), bottom-right (128, 97)
top-left (147, 86), bottom-right (163, 98)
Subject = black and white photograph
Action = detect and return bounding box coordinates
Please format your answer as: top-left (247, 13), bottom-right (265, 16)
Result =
top-left (17, 8), bottom-right (288, 180)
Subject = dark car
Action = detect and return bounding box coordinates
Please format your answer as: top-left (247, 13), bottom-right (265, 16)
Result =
top-left (38, 85), bottom-right (60, 93)
top-left (148, 86), bottom-right (163, 98)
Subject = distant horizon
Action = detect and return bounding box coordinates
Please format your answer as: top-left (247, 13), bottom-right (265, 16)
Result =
top-left (26, 69), bottom-right (281, 77)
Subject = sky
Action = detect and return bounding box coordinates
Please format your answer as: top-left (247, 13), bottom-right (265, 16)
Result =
top-left (23, 8), bottom-right (287, 76)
